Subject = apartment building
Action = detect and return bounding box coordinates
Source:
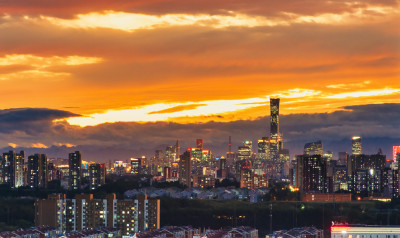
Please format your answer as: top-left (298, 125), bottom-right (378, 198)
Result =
top-left (35, 193), bottom-right (160, 236)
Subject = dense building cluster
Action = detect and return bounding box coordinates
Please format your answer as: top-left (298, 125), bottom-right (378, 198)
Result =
top-left (0, 150), bottom-right (106, 190)
top-left (293, 137), bottom-right (400, 199)
top-left (0, 98), bottom-right (399, 201)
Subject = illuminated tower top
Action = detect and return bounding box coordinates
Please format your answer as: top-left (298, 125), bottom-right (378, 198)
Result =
top-left (352, 136), bottom-right (362, 155)
top-left (270, 98), bottom-right (280, 137)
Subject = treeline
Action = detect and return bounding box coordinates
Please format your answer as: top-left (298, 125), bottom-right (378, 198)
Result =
top-left (0, 199), bottom-right (34, 231)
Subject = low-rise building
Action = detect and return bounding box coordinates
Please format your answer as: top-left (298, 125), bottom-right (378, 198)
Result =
top-left (266, 227), bottom-right (323, 238)
top-left (331, 224), bottom-right (400, 238)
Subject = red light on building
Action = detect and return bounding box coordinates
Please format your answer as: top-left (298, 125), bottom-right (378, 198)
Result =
top-left (393, 146), bottom-right (400, 162)
top-left (331, 226), bottom-right (349, 233)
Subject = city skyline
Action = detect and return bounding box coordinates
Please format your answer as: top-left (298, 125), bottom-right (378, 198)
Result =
top-left (0, 0), bottom-right (399, 161)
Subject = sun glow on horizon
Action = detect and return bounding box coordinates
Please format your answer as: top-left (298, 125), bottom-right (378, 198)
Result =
top-left (59, 87), bottom-right (400, 127)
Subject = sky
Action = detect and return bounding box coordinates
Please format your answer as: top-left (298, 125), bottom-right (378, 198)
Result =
top-left (0, 0), bottom-right (399, 161)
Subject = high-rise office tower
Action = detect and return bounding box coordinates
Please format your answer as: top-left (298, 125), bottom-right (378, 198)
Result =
top-left (270, 98), bottom-right (280, 137)
top-left (269, 98), bottom-right (282, 160)
top-left (130, 158), bottom-right (142, 174)
top-left (352, 136), bottom-right (362, 155)
top-left (89, 163), bottom-right (106, 190)
top-left (304, 140), bottom-right (323, 156)
top-left (179, 151), bottom-right (192, 188)
top-left (27, 154), bottom-right (48, 189)
top-left (175, 140), bottom-right (180, 162)
top-left (69, 151), bottom-right (82, 190)
top-left (165, 146), bottom-right (175, 167)
top-left (257, 137), bottom-right (269, 160)
top-left (226, 136), bottom-right (235, 163)
top-left (2, 150), bottom-right (24, 188)
top-left (237, 141), bottom-right (252, 161)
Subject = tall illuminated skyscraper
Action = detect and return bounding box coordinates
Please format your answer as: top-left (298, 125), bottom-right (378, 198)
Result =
top-left (270, 98), bottom-right (280, 137)
top-left (352, 136), bottom-right (362, 155)
top-left (269, 98), bottom-right (282, 160)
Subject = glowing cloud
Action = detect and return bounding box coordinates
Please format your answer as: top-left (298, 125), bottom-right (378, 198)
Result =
top-left (63, 97), bottom-right (268, 126)
top-left (31, 143), bottom-right (48, 148)
top-left (61, 88), bottom-right (323, 126)
top-left (0, 54), bottom-right (102, 67)
top-left (55, 143), bottom-right (76, 147)
top-left (324, 88), bottom-right (400, 99)
top-left (8, 143), bottom-right (17, 148)
top-left (38, 11), bottom-right (281, 31)
top-left (32, 5), bottom-right (399, 32)
top-left (0, 54), bottom-right (102, 81)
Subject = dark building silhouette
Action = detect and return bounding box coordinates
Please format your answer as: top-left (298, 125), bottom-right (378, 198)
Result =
top-left (89, 163), bottom-right (106, 190)
top-left (296, 154), bottom-right (329, 194)
top-left (347, 153), bottom-right (387, 195)
top-left (179, 151), bottom-right (192, 188)
top-left (27, 154), bottom-right (48, 189)
top-left (68, 151), bottom-right (82, 190)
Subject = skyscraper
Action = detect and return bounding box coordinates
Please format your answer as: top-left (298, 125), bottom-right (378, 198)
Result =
top-left (269, 98), bottom-right (282, 160)
top-left (352, 136), bottom-right (362, 155)
top-left (237, 141), bottom-right (252, 161)
top-left (179, 151), bottom-right (192, 188)
top-left (2, 150), bottom-right (24, 188)
top-left (130, 158), bottom-right (142, 174)
top-left (270, 98), bottom-right (280, 137)
top-left (27, 154), bottom-right (48, 189)
top-left (69, 151), bottom-right (82, 190)
top-left (257, 137), bottom-right (269, 160)
top-left (304, 140), bottom-right (323, 156)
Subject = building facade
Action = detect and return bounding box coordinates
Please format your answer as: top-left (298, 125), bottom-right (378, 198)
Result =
top-left (35, 193), bottom-right (160, 236)
top-left (1, 150), bottom-right (24, 188)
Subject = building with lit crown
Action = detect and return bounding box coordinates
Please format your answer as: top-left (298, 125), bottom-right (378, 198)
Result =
top-left (352, 136), bottom-right (362, 155)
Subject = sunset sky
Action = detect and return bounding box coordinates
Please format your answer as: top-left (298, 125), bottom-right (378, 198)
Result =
top-left (0, 0), bottom-right (399, 160)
